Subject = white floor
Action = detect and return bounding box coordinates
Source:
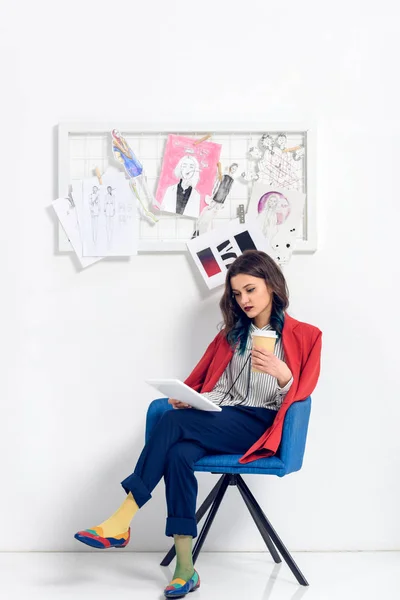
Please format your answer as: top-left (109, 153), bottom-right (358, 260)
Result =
top-left (0, 551), bottom-right (399, 600)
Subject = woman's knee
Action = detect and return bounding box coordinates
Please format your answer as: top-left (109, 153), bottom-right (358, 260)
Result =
top-left (166, 442), bottom-right (198, 470)
top-left (160, 407), bottom-right (190, 427)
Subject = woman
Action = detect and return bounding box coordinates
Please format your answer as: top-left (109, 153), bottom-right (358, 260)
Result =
top-left (89, 186), bottom-right (100, 243)
top-left (104, 186), bottom-right (116, 245)
top-left (194, 163), bottom-right (239, 237)
top-left (74, 250), bottom-right (322, 598)
top-left (258, 191), bottom-right (290, 243)
top-left (161, 155), bottom-right (201, 218)
top-left (111, 128), bottom-right (159, 223)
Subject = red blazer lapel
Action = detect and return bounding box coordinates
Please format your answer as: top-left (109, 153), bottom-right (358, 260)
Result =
top-left (239, 316), bottom-right (322, 463)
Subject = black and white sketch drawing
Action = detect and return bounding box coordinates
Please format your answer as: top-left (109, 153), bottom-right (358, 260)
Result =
top-left (193, 163), bottom-right (241, 237)
top-left (81, 173), bottom-right (138, 257)
top-left (242, 133), bottom-right (305, 191)
top-left (52, 195), bottom-right (102, 268)
top-left (212, 162), bottom-right (238, 204)
top-left (89, 185), bottom-right (101, 243)
top-left (104, 186), bottom-right (116, 246)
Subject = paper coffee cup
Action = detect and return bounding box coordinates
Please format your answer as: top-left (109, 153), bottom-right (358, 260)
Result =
top-left (251, 330), bottom-right (277, 373)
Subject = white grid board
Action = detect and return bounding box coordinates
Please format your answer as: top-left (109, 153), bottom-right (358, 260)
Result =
top-left (58, 124), bottom-right (316, 253)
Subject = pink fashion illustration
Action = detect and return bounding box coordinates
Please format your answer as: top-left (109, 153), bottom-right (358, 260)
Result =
top-left (156, 135), bottom-right (221, 219)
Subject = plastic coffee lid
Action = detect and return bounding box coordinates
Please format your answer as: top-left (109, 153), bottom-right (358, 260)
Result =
top-left (251, 330), bottom-right (278, 338)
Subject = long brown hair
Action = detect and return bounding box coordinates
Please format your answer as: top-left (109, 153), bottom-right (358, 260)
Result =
top-left (219, 250), bottom-right (289, 353)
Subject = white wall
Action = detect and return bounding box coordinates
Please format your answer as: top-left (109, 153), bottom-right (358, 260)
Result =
top-left (1, 0), bottom-right (399, 552)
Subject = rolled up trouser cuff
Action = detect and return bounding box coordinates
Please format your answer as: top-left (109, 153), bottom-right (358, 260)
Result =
top-left (166, 516), bottom-right (198, 539)
top-left (120, 473), bottom-right (151, 508)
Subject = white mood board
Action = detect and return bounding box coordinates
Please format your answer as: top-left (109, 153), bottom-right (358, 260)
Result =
top-left (57, 123), bottom-right (317, 253)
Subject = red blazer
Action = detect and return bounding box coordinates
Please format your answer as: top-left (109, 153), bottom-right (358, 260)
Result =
top-left (184, 314), bottom-right (322, 463)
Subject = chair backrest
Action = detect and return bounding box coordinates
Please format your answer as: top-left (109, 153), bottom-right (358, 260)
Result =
top-left (277, 397), bottom-right (311, 474)
top-left (145, 396), bottom-right (312, 474)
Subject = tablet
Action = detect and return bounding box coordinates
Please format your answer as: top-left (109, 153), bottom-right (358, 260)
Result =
top-left (146, 379), bottom-right (222, 412)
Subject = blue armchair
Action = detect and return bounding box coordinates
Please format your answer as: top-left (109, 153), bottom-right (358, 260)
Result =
top-left (146, 397), bottom-right (312, 586)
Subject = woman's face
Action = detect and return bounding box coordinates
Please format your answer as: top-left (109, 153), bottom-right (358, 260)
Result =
top-left (230, 274), bottom-right (273, 321)
top-left (277, 135), bottom-right (286, 148)
top-left (261, 136), bottom-right (273, 149)
top-left (181, 158), bottom-right (195, 179)
top-left (267, 195), bottom-right (279, 209)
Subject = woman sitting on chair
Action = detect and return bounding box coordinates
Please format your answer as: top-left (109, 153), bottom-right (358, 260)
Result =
top-left (74, 250), bottom-right (322, 598)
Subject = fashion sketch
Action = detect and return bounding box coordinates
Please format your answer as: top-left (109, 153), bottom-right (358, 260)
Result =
top-left (258, 191), bottom-right (291, 243)
top-left (212, 163), bottom-right (238, 204)
top-left (247, 182), bottom-right (305, 265)
top-left (89, 185), bottom-right (101, 243)
top-left (156, 134), bottom-right (222, 219)
top-left (111, 129), bottom-right (158, 223)
top-left (193, 163), bottom-right (239, 237)
top-left (242, 133), bottom-right (304, 191)
top-left (104, 186), bottom-right (116, 246)
top-left (161, 154), bottom-right (201, 217)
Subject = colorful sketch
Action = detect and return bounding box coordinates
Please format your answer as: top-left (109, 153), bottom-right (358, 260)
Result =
top-left (247, 182), bottom-right (305, 265)
top-left (111, 129), bottom-right (159, 224)
top-left (156, 134), bottom-right (221, 219)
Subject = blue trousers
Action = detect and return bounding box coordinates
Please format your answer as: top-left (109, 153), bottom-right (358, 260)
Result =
top-left (121, 404), bottom-right (277, 538)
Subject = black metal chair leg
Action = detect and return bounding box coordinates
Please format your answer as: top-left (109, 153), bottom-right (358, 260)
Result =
top-left (237, 483), bottom-right (281, 564)
top-left (192, 474), bottom-right (230, 563)
top-left (160, 475), bottom-right (225, 566)
top-left (237, 475), bottom-right (309, 586)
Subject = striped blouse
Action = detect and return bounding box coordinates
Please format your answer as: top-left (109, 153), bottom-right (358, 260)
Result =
top-left (202, 323), bottom-right (293, 411)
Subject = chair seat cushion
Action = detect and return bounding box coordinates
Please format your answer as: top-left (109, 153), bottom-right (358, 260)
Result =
top-left (194, 454), bottom-right (286, 476)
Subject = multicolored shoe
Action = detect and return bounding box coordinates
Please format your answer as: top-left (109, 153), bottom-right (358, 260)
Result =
top-left (164, 570), bottom-right (200, 598)
top-left (74, 526), bottom-right (130, 549)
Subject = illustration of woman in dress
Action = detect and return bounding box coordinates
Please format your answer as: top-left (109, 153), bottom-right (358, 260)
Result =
top-left (161, 155), bottom-right (201, 218)
top-left (193, 163), bottom-right (239, 237)
top-left (89, 185), bottom-right (100, 243)
top-left (212, 163), bottom-right (238, 204)
top-left (243, 134), bottom-right (276, 183)
top-left (111, 129), bottom-right (158, 223)
top-left (104, 186), bottom-right (116, 246)
top-left (112, 129), bottom-right (143, 178)
top-left (258, 191), bottom-right (291, 245)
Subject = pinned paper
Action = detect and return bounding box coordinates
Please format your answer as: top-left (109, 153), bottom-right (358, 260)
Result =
top-left (195, 162), bottom-right (244, 236)
top-left (242, 133), bottom-right (304, 191)
top-left (187, 217), bottom-right (268, 289)
top-left (72, 171), bottom-right (138, 257)
top-left (156, 134), bottom-right (221, 219)
top-left (247, 182), bottom-right (306, 265)
top-left (52, 195), bottom-right (102, 268)
top-left (111, 129), bottom-right (158, 223)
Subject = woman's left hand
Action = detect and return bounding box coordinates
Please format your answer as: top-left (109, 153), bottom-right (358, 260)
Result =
top-left (251, 347), bottom-right (292, 387)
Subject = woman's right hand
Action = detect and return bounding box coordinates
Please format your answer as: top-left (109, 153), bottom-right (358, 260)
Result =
top-left (168, 398), bottom-right (192, 410)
